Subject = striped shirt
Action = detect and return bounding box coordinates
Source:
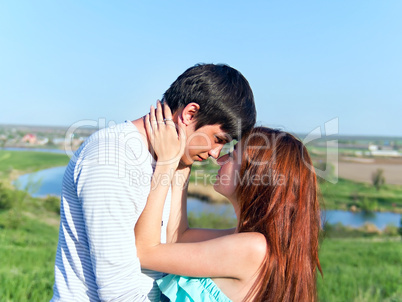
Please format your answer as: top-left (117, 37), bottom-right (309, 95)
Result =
top-left (51, 121), bottom-right (171, 302)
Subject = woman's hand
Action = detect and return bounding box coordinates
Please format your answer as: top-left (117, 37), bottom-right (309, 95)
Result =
top-left (145, 100), bottom-right (186, 169)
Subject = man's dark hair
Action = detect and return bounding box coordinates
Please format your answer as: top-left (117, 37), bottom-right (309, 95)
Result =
top-left (163, 63), bottom-right (256, 140)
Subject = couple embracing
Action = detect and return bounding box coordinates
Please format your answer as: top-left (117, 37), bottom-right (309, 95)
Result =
top-left (51, 64), bottom-right (322, 302)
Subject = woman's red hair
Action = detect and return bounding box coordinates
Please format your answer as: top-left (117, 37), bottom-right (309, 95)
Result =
top-left (236, 127), bottom-right (322, 301)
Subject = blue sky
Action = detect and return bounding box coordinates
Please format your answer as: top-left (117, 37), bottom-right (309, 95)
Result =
top-left (1, 0), bottom-right (401, 136)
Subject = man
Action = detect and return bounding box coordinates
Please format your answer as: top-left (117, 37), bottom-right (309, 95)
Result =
top-left (51, 64), bottom-right (256, 301)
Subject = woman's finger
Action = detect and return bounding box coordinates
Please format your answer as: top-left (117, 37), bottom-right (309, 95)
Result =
top-left (149, 105), bottom-right (157, 130)
top-left (156, 100), bottom-right (164, 124)
top-left (144, 113), bottom-right (156, 154)
top-left (144, 113), bottom-right (152, 138)
top-left (162, 102), bottom-right (173, 121)
top-left (162, 102), bottom-right (175, 131)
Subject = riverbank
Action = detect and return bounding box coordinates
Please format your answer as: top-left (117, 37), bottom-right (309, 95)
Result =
top-left (0, 149), bottom-right (69, 181)
top-left (2, 149), bottom-right (402, 214)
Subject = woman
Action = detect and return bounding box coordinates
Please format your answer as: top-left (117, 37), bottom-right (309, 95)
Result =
top-left (135, 104), bottom-right (322, 301)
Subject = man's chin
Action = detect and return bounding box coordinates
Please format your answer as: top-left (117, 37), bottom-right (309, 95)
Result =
top-left (178, 158), bottom-right (193, 169)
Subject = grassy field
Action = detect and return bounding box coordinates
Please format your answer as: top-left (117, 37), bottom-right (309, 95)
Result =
top-left (1, 150), bottom-right (401, 301)
top-left (0, 208), bottom-right (401, 301)
top-left (0, 214), bottom-right (58, 301)
top-left (318, 238), bottom-right (402, 302)
top-left (0, 150), bottom-right (70, 179)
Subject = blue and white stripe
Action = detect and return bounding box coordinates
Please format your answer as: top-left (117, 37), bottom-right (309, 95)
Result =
top-left (51, 121), bottom-right (171, 302)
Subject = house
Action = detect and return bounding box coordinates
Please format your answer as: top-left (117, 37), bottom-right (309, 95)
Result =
top-left (368, 144), bottom-right (401, 157)
top-left (22, 133), bottom-right (37, 144)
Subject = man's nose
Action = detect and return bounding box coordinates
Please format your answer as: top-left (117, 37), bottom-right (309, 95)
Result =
top-left (208, 145), bottom-right (223, 159)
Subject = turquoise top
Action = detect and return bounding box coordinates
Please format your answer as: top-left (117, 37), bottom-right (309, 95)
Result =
top-left (157, 274), bottom-right (232, 302)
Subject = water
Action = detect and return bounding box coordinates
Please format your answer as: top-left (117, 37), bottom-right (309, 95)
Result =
top-left (15, 166), bottom-right (401, 230)
top-left (3, 147), bottom-right (67, 154)
top-left (323, 210), bottom-right (401, 230)
top-left (187, 198), bottom-right (236, 217)
top-left (15, 166), bottom-right (66, 197)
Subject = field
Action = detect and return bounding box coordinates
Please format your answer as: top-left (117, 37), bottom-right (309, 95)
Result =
top-left (1, 150), bottom-right (402, 301)
top-left (0, 215), bottom-right (58, 301)
top-left (338, 158), bottom-right (402, 185)
top-left (1, 209), bottom-right (401, 301)
top-left (320, 178), bottom-right (402, 213)
top-left (318, 238), bottom-right (402, 302)
top-left (0, 150), bottom-right (70, 180)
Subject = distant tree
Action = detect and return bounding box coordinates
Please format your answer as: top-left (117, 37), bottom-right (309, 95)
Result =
top-left (0, 137), bottom-right (6, 148)
top-left (371, 168), bottom-right (385, 191)
top-left (398, 217), bottom-right (402, 238)
top-left (359, 197), bottom-right (378, 213)
top-left (46, 138), bottom-right (55, 146)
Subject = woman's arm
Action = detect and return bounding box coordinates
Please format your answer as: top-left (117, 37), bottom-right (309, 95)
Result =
top-left (138, 229), bottom-right (266, 279)
top-left (135, 101), bottom-right (183, 248)
top-left (166, 166), bottom-right (190, 243)
top-left (135, 101), bottom-right (266, 280)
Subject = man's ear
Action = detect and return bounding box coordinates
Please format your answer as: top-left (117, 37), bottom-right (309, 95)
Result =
top-left (180, 103), bottom-right (200, 126)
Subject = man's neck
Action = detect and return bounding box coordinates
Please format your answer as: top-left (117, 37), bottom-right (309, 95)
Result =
top-left (131, 117), bottom-right (151, 153)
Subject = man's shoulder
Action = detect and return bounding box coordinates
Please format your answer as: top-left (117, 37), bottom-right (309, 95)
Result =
top-left (78, 121), bottom-right (147, 155)
top-left (90, 121), bottom-right (140, 143)
top-left (67, 121), bottom-right (151, 171)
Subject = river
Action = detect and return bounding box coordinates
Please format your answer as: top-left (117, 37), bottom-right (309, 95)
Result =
top-left (15, 166), bottom-right (401, 230)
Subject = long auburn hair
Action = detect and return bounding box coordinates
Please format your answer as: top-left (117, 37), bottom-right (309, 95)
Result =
top-left (236, 127), bottom-right (322, 302)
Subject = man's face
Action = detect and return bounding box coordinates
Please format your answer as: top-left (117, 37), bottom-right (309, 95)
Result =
top-left (180, 123), bottom-right (230, 166)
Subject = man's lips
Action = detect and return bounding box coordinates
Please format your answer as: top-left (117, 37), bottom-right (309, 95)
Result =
top-left (196, 155), bottom-right (207, 161)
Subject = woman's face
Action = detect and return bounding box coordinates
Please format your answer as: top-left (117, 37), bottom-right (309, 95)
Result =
top-left (214, 143), bottom-right (242, 200)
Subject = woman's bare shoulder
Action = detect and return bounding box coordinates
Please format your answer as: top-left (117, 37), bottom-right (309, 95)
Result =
top-left (213, 232), bottom-right (267, 297)
top-left (234, 232), bottom-right (267, 257)
top-left (223, 232), bottom-right (267, 272)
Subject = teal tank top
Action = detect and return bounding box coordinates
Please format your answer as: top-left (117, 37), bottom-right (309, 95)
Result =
top-left (157, 274), bottom-right (232, 302)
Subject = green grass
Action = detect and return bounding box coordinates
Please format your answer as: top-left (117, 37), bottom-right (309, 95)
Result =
top-left (0, 213), bottom-right (58, 301)
top-left (318, 238), bottom-right (402, 302)
top-left (0, 191), bottom-right (401, 301)
top-left (188, 212), bottom-right (237, 229)
top-left (0, 152), bottom-right (401, 301)
top-left (2, 208), bottom-right (400, 301)
top-left (0, 150), bottom-right (70, 179)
